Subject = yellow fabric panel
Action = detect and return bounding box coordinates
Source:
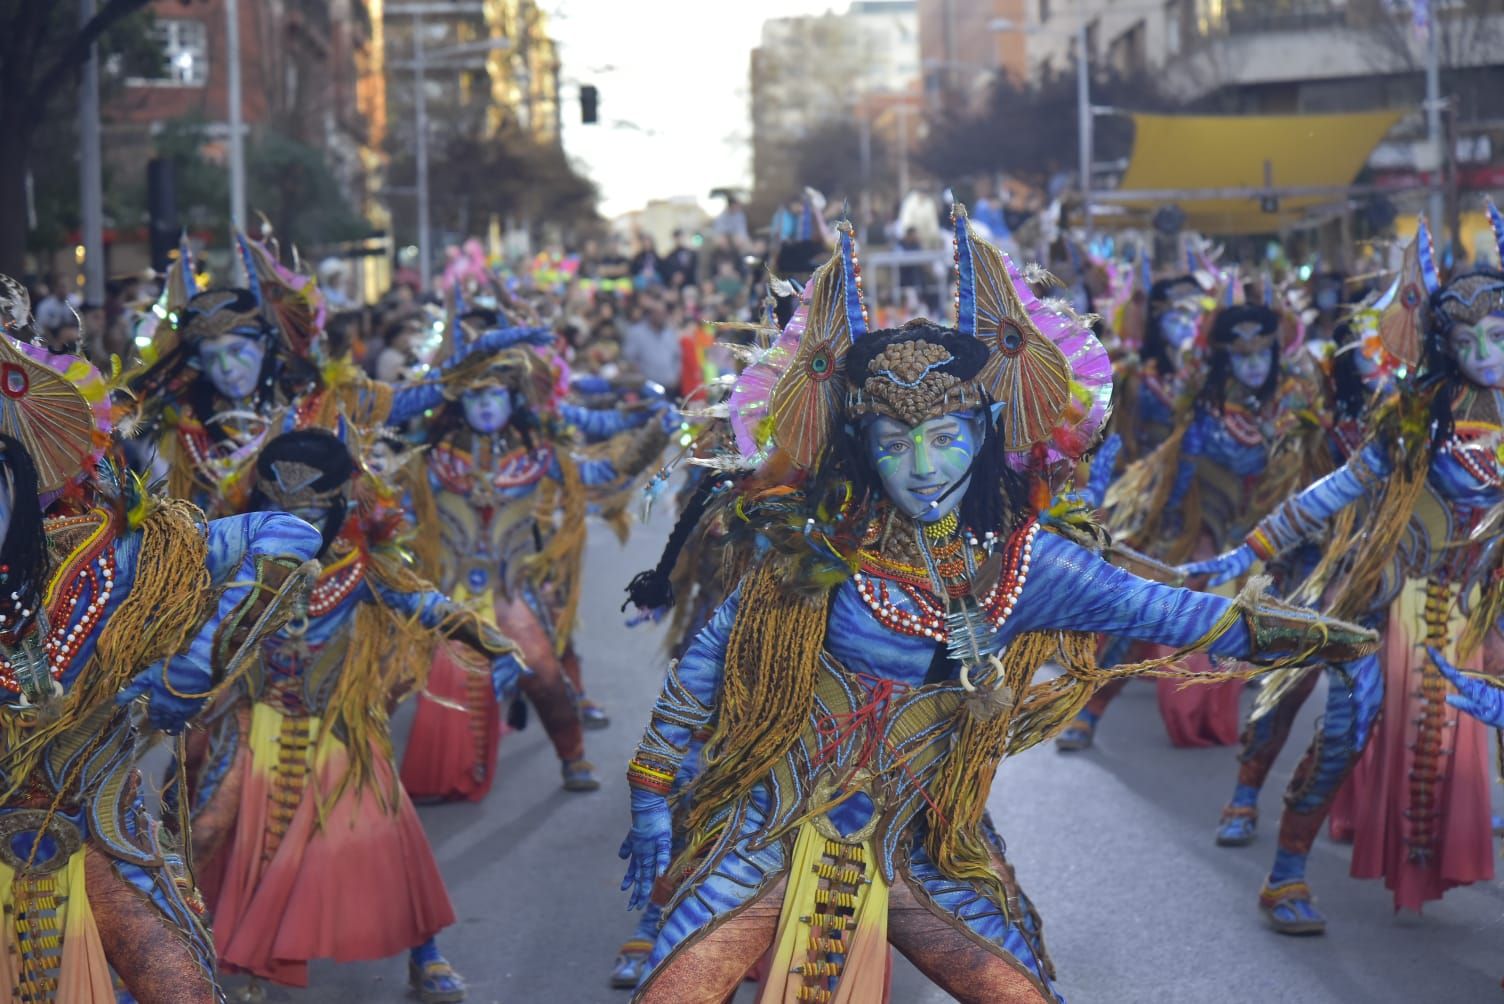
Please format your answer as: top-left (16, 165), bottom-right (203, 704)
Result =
top-left (760, 824), bottom-right (890, 1004)
top-left (1114, 110), bottom-right (1404, 234)
top-left (0, 849), bottom-right (115, 1003)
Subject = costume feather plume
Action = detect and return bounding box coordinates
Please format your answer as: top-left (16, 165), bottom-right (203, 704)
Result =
top-left (766, 224), bottom-right (865, 469)
top-left (1377, 223), bottom-right (1431, 370)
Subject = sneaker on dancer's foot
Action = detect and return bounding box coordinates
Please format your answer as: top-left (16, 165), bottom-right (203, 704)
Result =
top-left (581, 698), bottom-right (611, 730)
top-left (410, 938), bottom-right (467, 1003)
top-left (562, 757), bottom-right (601, 791)
top-left (1055, 710), bottom-right (1098, 752)
top-left (610, 939), bottom-right (653, 989)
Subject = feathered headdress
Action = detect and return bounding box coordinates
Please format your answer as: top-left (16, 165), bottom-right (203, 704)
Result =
top-left (1377, 217), bottom-right (1439, 369)
top-left (0, 280), bottom-right (111, 493)
top-left (765, 222), bottom-right (866, 468)
top-left (758, 209), bottom-right (1112, 470)
top-left (951, 205), bottom-right (1112, 460)
top-left (236, 229), bottom-right (326, 363)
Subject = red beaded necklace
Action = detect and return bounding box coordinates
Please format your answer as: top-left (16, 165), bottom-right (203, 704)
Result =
top-left (0, 533), bottom-right (117, 693)
top-left (853, 520), bottom-right (1039, 641)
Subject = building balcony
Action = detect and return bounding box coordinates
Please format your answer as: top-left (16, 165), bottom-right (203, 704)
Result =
top-left (1163, 6), bottom-right (1504, 104)
top-left (1187, 0), bottom-right (1352, 41)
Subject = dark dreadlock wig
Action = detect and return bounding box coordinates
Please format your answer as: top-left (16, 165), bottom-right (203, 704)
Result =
top-left (1141, 275), bottom-right (1202, 377)
top-left (1329, 321), bottom-right (1371, 421)
top-left (1422, 267), bottom-right (1504, 450)
top-left (0, 434), bottom-right (51, 638)
top-left (838, 320), bottom-right (1031, 536)
top-left (249, 428), bottom-right (355, 557)
top-left (1196, 303), bottom-right (1282, 413)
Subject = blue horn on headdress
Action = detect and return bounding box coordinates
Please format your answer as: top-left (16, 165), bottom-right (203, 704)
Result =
top-left (1487, 198), bottom-right (1504, 266)
top-left (1416, 216), bottom-right (1440, 294)
top-left (836, 222), bottom-right (868, 341)
top-left (234, 232), bottom-right (264, 308)
top-left (953, 203), bottom-right (978, 337)
top-left (178, 231), bottom-right (198, 297)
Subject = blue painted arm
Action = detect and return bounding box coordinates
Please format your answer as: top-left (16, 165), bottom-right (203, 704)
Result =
top-left (550, 449), bottom-right (620, 487)
top-left (571, 375), bottom-right (613, 396)
top-left (464, 325), bottom-right (553, 360)
top-left (634, 586), bottom-right (738, 761)
top-left (118, 512), bottom-right (322, 732)
top-left (1431, 646), bottom-right (1504, 727)
top-left (368, 577), bottom-right (525, 699)
top-left (1248, 441), bottom-right (1391, 555)
top-left (368, 577), bottom-right (452, 628)
top-left (560, 401), bottom-right (652, 441)
top-left (622, 587), bottom-right (736, 909)
top-left (388, 377), bottom-right (447, 426)
top-left (1012, 531), bottom-right (1250, 657)
top-left (1084, 433), bottom-right (1122, 509)
top-left (387, 326), bottom-right (554, 427)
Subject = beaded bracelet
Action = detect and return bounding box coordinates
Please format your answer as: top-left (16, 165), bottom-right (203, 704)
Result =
top-left (627, 758), bottom-right (676, 795)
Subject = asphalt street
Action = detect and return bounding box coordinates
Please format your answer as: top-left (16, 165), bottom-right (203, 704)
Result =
top-left (225, 498), bottom-right (1504, 1003)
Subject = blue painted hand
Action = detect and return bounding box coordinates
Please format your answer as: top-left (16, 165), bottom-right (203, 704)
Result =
top-left (1429, 646), bottom-right (1504, 727)
top-left (619, 787), bottom-right (672, 911)
top-left (1178, 544), bottom-right (1256, 588)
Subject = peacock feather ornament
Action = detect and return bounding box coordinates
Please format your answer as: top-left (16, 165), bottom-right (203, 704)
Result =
top-left (766, 222), bottom-right (868, 469)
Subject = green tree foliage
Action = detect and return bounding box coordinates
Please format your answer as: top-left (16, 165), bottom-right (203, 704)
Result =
top-left (919, 70), bottom-right (1163, 192)
top-left (386, 128), bottom-right (599, 242)
top-left (0, 0), bottom-right (165, 274)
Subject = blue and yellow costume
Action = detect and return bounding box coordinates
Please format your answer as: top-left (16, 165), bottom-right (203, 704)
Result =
top-left (621, 215), bottom-right (1375, 1003)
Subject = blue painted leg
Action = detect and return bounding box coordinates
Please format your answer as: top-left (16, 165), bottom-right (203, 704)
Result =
top-left (611, 902), bottom-right (662, 989)
top-left (1259, 656), bottom-right (1381, 936)
top-left (409, 937), bottom-right (466, 1003)
top-left (1216, 784), bottom-right (1259, 847)
top-left (1055, 708), bottom-right (1099, 752)
top-left (1259, 850), bottom-right (1327, 935)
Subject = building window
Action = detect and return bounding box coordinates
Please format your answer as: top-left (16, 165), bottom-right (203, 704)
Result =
top-left (1165, 0), bottom-right (1182, 55)
top-left (1039, 0), bottom-right (1051, 23)
top-left (128, 19), bottom-right (208, 87)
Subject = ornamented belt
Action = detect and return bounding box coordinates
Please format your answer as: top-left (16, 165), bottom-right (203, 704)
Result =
top-left (0, 807), bottom-right (85, 875)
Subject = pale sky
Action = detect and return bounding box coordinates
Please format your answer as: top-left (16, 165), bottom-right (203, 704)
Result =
top-left (548, 0), bottom-right (841, 218)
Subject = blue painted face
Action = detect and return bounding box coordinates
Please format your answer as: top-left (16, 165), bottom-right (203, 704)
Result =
top-left (198, 333), bottom-right (266, 400)
top-left (1229, 346), bottom-right (1274, 390)
top-left (1450, 312), bottom-right (1504, 389)
top-left (863, 411), bottom-right (986, 523)
top-left (1158, 307), bottom-right (1200, 351)
top-left (461, 387), bottom-right (514, 434)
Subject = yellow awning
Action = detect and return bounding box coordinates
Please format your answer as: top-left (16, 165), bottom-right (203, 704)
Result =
top-left (1107, 110), bottom-right (1406, 235)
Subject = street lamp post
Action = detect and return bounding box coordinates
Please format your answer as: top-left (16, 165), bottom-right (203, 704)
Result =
top-left (1424, 10), bottom-right (1444, 235)
top-left (413, 12), bottom-right (432, 293)
top-left (226, 0), bottom-right (247, 234)
top-left (386, 5), bottom-right (510, 294)
top-left (1075, 20), bottom-right (1093, 234)
top-left (78, 0), bottom-right (104, 305)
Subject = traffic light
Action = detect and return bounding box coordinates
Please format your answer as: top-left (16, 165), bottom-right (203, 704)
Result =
top-left (580, 84), bottom-right (599, 125)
